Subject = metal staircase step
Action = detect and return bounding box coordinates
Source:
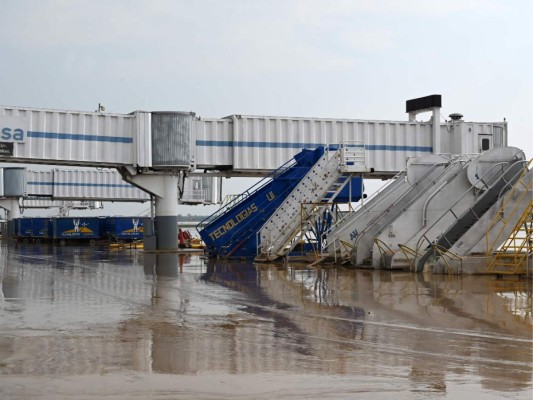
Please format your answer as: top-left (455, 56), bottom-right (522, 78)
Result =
top-left (258, 151), bottom-right (344, 260)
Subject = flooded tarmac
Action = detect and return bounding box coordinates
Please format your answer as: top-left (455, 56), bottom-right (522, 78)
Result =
top-left (0, 242), bottom-right (531, 399)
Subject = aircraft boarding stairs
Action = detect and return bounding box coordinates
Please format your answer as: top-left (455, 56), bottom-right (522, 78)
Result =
top-left (198, 147), bottom-right (327, 258)
top-left (325, 154), bottom-right (465, 265)
top-left (324, 170), bottom-right (410, 264)
top-left (381, 152), bottom-right (525, 270)
top-left (255, 144), bottom-right (367, 261)
top-left (438, 164), bottom-right (532, 273)
top-left (371, 157), bottom-right (477, 269)
top-left (411, 150), bottom-right (527, 272)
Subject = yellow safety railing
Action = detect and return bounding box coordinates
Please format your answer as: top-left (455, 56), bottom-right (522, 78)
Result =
top-left (432, 244), bottom-right (463, 274)
top-left (374, 239), bottom-right (394, 268)
top-left (486, 158), bottom-right (532, 255)
top-left (487, 201), bottom-right (532, 275)
top-left (398, 244), bottom-right (422, 271)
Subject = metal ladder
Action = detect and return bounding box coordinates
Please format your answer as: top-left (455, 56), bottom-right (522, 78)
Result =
top-left (487, 197), bottom-right (532, 275)
top-left (485, 159), bottom-right (533, 256)
top-left (486, 164), bottom-right (533, 276)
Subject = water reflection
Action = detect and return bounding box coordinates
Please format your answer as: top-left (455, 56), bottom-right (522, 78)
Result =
top-left (0, 243), bottom-right (531, 397)
top-left (143, 253), bottom-right (179, 277)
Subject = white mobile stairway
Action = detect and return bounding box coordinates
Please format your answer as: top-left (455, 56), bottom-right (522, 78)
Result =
top-left (350, 156), bottom-right (476, 266)
top-left (426, 164), bottom-right (532, 273)
top-left (324, 170), bottom-right (410, 263)
top-left (325, 154), bottom-right (453, 264)
top-left (325, 154), bottom-right (464, 265)
top-left (385, 149), bottom-right (525, 269)
top-left (256, 145), bottom-right (367, 261)
top-left (412, 148), bottom-right (527, 272)
top-left (372, 155), bottom-right (476, 269)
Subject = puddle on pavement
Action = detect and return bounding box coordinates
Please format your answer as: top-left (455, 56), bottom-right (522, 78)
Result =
top-left (0, 242), bottom-right (531, 399)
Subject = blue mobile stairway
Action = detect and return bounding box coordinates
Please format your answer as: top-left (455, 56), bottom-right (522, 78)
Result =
top-left (198, 146), bottom-right (363, 259)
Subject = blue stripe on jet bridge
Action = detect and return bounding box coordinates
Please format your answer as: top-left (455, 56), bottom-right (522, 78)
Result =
top-left (27, 131), bottom-right (133, 143)
top-left (366, 145), bottom-right (433, 152)
top-left (27, 181), bottom-right (135, 188)
top-left (196, 140), bottom-right (432, 152)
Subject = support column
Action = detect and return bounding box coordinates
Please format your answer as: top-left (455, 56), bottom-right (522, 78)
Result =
top-left (122, 172), bottom-right (183, 251)
top-left (0, 198), bottom-right (21, 239)
top-left (154, 175), bottom-right (179, 251)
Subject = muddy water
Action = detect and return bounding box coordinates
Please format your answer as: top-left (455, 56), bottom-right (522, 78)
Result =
top-left (0, 243), bottom-right (531, 399)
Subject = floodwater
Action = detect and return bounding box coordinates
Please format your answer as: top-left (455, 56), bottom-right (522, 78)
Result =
top-left (0, 242), bottom-right (531, 400)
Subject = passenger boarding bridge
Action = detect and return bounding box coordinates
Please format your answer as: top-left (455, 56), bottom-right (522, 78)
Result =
top-left (0, 167), bottom-right (220, 217)
top-left (0, 95), bottom-right (509, 250)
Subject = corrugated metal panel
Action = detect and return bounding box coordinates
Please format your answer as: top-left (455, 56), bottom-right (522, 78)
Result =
top-left (0, 169), bottom-right (3, 197)
top-left (3, 167), bottom-right (26, 197)
top-left (51, 169), bottom-right (149, 201)
top-left (448, 122), bottom-right (507, 155)
top-left (493, 125), bottom-right (506, 147)
top-left (232, 116), bottom-right (433, 173)
top-left (201, 175), bottom-right (216, 204)
top-left (195, 118), bottom-right (233, 169)
top-left (0, 107), bottom-right (137, 166)
top-left (26, 170), bottom-right (54, 196)
top-left (151, 112), bottom-right (194, 168)
top-left (133, 111), bottom-right (152, 168)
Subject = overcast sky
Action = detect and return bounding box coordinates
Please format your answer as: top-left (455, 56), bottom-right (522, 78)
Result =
top-left (1, 0), bottom-right (531, 218)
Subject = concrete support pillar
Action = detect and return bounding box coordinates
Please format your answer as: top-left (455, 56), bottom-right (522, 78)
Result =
top-left (123, 172), bottom-right (183, 251)
top-left (154, 175), bottom-right (179, 250)
top-left (0, 198), bottom-right (21, 239)
top-left (7, 199), bottom-right (21, 220)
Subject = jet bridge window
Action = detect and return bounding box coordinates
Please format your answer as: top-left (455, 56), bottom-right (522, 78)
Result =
top-left (479, 135), bottom-right (492, 152)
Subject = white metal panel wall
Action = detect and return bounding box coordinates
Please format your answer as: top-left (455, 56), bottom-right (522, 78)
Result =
top-left (231, 116), bottom-right (433, 173)
top-left (133, 111), bottom-right (152, 168)
top-left (195, 118), bottom-right (233, 168)
top-left (447, 122), bottom-right (507, 155)
top-left (26, 170), bottom-right (54, 196)
top-left (0, 107), bottom-right (136, 166)
top-left (52, 169), bottom-right (149, 200)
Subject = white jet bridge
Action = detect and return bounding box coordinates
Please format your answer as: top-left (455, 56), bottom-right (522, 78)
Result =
top-left (0, 166), bottom-right (220, 218)
top-left (0, 95), bottom-right (508, 250)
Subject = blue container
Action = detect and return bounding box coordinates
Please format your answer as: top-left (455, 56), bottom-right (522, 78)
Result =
top-left (53, 217), bottom-right (105, 240)
top-left (324, 176), bottom-right (363, 202)
top-left (106, 217), bottom-right (144, 240)
top-left (17, 218), bottom-right (33, 238)
top-left (32, 218), bottom-right (53, 238)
